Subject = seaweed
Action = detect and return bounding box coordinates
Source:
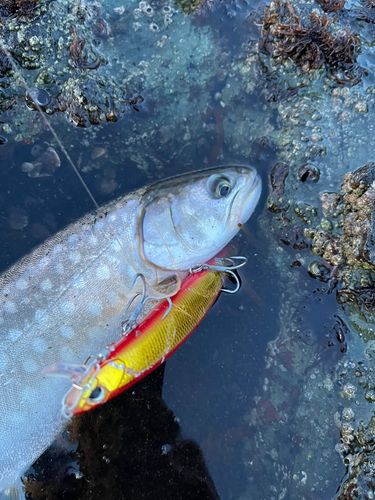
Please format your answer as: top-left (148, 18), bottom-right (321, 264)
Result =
top-left (0, 0), bottom-right (38, 20)
top-left (315, 0), bottom-right (346, 14)
top-left (337, 286), bottom-right (375, 321)
top-left (70, 25), bottom-right (102, 70)
top-left (354, 0), bottom-right (375, 24)
top-left (259, 0), bottom-right (362, 85)
top-left (175, 0), bottom-right (202, 14)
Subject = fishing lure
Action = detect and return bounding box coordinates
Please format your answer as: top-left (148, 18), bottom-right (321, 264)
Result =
top-left (47, 256), bottom-right (246, 416)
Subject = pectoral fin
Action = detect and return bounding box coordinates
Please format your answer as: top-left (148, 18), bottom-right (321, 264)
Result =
top-left (41, 363), bottom-right (87, 382)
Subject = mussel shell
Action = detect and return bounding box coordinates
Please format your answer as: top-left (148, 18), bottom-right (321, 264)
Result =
top-left (25, 87), bottom-right (51, 111)
top-left (298, 164), bottom-right (320, 183)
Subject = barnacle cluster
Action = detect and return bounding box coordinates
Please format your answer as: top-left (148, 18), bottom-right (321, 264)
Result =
top-left (132, 1), bottom-right (175, 30)
top-left (259, 0), bottom-right (362, 85)
top-left (0, 0), bottom-right (146, 126)
top-left (305, 163), bottom-right (375, 335)
top-left (333, 415), bottom-right (375, 499)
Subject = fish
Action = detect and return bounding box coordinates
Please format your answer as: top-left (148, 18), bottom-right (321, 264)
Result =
top-left (48, 258), bottom-right (232, 415)
top-left (0, 165), bottom-right (261, 496)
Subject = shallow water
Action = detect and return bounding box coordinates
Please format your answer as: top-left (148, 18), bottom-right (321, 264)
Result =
top-left (2, 0), bottom-right (375, 497)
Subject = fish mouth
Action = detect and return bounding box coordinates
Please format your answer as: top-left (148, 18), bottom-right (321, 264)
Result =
top-left (229, 168), bottom-right (262, 227)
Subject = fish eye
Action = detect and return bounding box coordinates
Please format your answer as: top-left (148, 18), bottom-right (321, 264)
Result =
top-left (207, 175), bottom-right (232, 199)
top-left (88, 386), bottom-right (105, 404)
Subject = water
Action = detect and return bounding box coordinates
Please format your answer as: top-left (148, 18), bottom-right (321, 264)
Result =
top-left (3, 0), bottom-right (375, 497)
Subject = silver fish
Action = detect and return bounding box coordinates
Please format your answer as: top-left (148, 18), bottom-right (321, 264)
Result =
top-left (0, 165), bottom-right (261, 495)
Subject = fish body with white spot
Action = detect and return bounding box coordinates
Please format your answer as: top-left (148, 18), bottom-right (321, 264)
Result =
top-left (0, 166), bottom-right (261, 494)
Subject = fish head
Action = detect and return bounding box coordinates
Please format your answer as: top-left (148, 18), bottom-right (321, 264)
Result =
top-left (141, 165), bottom-right (261, 271)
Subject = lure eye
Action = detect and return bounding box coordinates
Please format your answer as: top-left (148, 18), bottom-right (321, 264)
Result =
top-left (207, 175), bottom-right (232, 199)
top-left (88, 386), bottom-right (105, 404)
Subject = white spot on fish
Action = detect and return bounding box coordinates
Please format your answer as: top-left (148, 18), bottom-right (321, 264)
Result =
top-left (34, 309), bottom-right (49, 325)
top-left (32, 337), bottom-right (48, 353)
top-left (68, 251), bottom-right (82, 264)
top-left (0, 317), bottom-right (3, 325)
top-left (40, 279), bottom-right (52, 291)
top-left (87, 326), bottom-right (102, 339)
top-left (20, 386), bottom-right (37, 404)
top-left (39, 257), bottom-right (49, 268)
top-left (11, 411), bottom-right (27, 425)
top-left (88, 235), bottom-right (98, 246)
top-left (8, 329), bottom-right (22, 341)
top-left (106, 254), bottom-right (120, 266)
top-left (60, 301), bottom-right (75, 315)
top-left (52, 244), bottom-right (63, 255)
top-left (56, 263), bottom-right (64, 274)
top-left (22, 359), bottom-right (38, 373)
top-left (67, 234), bottom-right (78, 246)
top-left (72, 275), bottom-right (85, 289)
top-left (4, 301), bottom-right (16, 314)
top-left (88, 301), bottom-right (103, 317)
top-left (59, 325), bottom-right (75, 339)
top-left (106, 291), bottom-right (121, 306)
top-left (96, 265), bottom-right (111, 280)
top-left (111, 240), bottom-right (121, 252)
top-left (0, 353), bottom-right (8, 370)
top-left (108, 214), bottom-right (117, 223)
top-left (16, 279), bottom-right (28, 290)
top-left (96, 220), bottom-right (104, 231)
top-left (59, 346), bottom-right (76, 362)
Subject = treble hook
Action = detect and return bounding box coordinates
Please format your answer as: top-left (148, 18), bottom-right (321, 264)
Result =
top-left (189, 255), bottom-right (247, 294)
top-left (190, 255), bottom-right (247, 274)
top-left (61, 361), bottom-right (101, 418)
top-left (122, 273), bottom-right (154, 335)
top-left (220, 269), bottom-right (242, 294)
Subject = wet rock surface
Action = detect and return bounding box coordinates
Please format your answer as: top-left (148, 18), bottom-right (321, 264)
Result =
top-left (241, 157), bottom-right (375, 499)
top-left (0, 0), bottom-right (145, 126)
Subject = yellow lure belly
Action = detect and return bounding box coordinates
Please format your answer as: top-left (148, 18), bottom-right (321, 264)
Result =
top-left (62, 266), bottom-right (225, 415)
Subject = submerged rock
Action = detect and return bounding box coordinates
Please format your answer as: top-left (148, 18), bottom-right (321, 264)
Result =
top-left (242, 154), bottom-right (375, 499)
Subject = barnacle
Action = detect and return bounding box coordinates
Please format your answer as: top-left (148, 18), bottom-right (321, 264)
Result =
top-left (259, 0), bottom-right (362, 85)
top-left (149, 22), bottom-right (160, 32)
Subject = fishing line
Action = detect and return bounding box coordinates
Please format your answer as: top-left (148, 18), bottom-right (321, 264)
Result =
top-left (0, 41), bottom-right (177, 299)
top-left (0, 45), bottom-right (100, 210)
